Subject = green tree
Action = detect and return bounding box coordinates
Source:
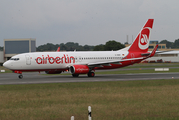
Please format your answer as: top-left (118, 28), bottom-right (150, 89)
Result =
top-left (104, 40), bottom-right (125, 51)
top-left (59, 43), bottom-right (67, 51)
top-left (159, 40), bottom-right (173, 48)
top-left (65, 42), bottom-right (77, 51)
top-left (84, 45), bottom-right (94, 51)
top-left (36, 42), bottom-right (94, 51)
top-left (36, 43), bottom-right (57, 51)
top-left (93, 40), bottom-right (125, 51)
top-left (36, 40), bottom-right (125, 52)
top-left (173, 39), bottom-right (179, 48)
top-left (0, 46), bottom-right (3, 51)
top-left (93, 44), bottom-right (105, 51)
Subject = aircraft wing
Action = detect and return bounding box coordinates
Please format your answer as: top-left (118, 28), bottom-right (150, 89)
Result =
top-left (87, 57), bottom-right (145, 67)
top-left (155, 50), bottom-right (173, 54)
top-left (88, 45), bottom-right (158, 67)
top-left (141, 51), bottom-right (172, 56)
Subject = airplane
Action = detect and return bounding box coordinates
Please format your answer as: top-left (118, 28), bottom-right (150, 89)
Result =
top-left (3, 19), bottom-right (158, 79)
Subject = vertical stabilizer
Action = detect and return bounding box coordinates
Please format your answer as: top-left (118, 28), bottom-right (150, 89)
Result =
top-left (128, 19), bottom-right (154, 53)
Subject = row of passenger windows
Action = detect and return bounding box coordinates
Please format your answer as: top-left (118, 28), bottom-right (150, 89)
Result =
top-left (79, 57), bottom-right (123, 60)
top-left (35, 57), bottom-right (124, 61)
top-left (10, 57), bottom-right (125, 61)
top-left (10, 58), bottom-right (20, 61)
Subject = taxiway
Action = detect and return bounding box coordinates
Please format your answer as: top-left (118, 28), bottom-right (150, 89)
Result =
top-left (0, 72), bottom-right (179, 85)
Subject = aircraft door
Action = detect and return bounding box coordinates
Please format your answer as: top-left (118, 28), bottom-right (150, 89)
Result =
top-left (131, 53), bottom-right (135, 63)
top-left (25, 55), bottom-right (31, 65)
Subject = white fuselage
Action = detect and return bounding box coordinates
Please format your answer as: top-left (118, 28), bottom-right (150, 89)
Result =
top-left (4, 50), bottom-right (128, 71)
top-left (3, 19), bottom-right (155, 78)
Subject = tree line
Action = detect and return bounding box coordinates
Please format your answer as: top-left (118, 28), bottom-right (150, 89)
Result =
top-left (0, 40), bottom-right (124, 51)
top-left (35, 38), bottom-right (179, 51)
top-left (1, 39), bottom-right (179, 51)
top-left (36, 40), bottom-right (125, 51)
top-left (159, 39), bottom-right (179, 49)
top-left (0, 46), bottom-right (3, 51)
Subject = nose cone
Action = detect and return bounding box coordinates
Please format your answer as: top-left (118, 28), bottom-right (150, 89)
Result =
top-left (3, 61), bottom-right (11, 69)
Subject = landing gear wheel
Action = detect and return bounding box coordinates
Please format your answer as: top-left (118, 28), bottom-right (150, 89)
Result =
top-left (18, 74), bottom-right (23, 79)
top-left (88, 72), bottom-right (95, 77)
top-left (72, 74), bottom-right (79, 77)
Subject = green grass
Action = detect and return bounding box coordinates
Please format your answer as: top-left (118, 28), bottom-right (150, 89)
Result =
top-left (0, 66), bottom-right (12, 73)
top-left (1, 80), bottom-right (179, 120)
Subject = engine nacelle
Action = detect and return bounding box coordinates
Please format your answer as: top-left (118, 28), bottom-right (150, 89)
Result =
top-left (70, 65), bottom-right (89, 74)
top-left (45, 70), bottom-right (62, 74)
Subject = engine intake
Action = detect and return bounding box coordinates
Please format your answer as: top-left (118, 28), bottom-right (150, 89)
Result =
top-left (70, 65), bottom-right (89, 74)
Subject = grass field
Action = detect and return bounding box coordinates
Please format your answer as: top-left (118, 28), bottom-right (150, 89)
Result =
top-left (1, 63), bottom-right (179, 119)
top-left (0, 66), bottom-right (12, 73)
top-left (1, 80), bottom-right (179, 120)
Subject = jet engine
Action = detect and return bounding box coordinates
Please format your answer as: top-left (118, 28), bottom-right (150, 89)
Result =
top-left (70, 65), bottom-right (89, 74)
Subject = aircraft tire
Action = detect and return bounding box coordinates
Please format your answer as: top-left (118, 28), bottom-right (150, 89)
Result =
top-left (18, 74), bottom-right (23, 79)
top-left (88, 72), bottom-right (95, 77)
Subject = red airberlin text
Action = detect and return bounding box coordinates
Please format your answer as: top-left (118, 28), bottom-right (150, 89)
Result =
top-left (36, 54), bottom-right (75, 64)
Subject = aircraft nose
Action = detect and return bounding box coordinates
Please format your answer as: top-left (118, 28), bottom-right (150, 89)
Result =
top-left (3, 61), bottom-right (12, 69)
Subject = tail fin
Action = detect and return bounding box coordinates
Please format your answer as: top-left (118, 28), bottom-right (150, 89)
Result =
top-left (57, 47), bottom-right (60, 52)
top-left (128, 19), bottom-right (154, 53)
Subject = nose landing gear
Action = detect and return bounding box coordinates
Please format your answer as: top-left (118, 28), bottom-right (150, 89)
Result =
top-left (18, 74), bottom-right (23, 79)
top-left (13, 71), bottom-right (23, 79)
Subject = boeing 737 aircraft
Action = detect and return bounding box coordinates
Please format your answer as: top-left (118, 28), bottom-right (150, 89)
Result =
top-left (3, 19), bottom-right (158, 79)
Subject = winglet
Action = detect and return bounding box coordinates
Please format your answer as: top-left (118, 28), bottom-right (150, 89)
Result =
top-left (147, 44), bottom-right (158, 58)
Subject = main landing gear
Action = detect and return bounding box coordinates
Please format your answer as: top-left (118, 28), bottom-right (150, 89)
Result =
top-left (88, 72), bottom-right (95, 77)
top-left (72, 71), bottom-right (95, 77)
top-left (13, 71), bottom-right (23, 79)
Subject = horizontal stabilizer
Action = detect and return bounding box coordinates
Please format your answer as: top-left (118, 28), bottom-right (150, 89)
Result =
top-left (141, 52), bottom-right (150, 56)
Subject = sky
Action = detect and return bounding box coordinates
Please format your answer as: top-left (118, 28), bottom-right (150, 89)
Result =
top-left (0, 0), bottom-right (179, 47)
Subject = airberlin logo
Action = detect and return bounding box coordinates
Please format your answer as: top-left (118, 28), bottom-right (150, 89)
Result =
top-left (36, 54), bottom-right (75, 64)
top-left (76, 68), bottom-right (89, 72)
top-left (138, 27), bottom-right (151, 50)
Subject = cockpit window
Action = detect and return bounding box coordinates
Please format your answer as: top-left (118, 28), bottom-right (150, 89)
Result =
top-left (10, 58), bottom-right (20, 61)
